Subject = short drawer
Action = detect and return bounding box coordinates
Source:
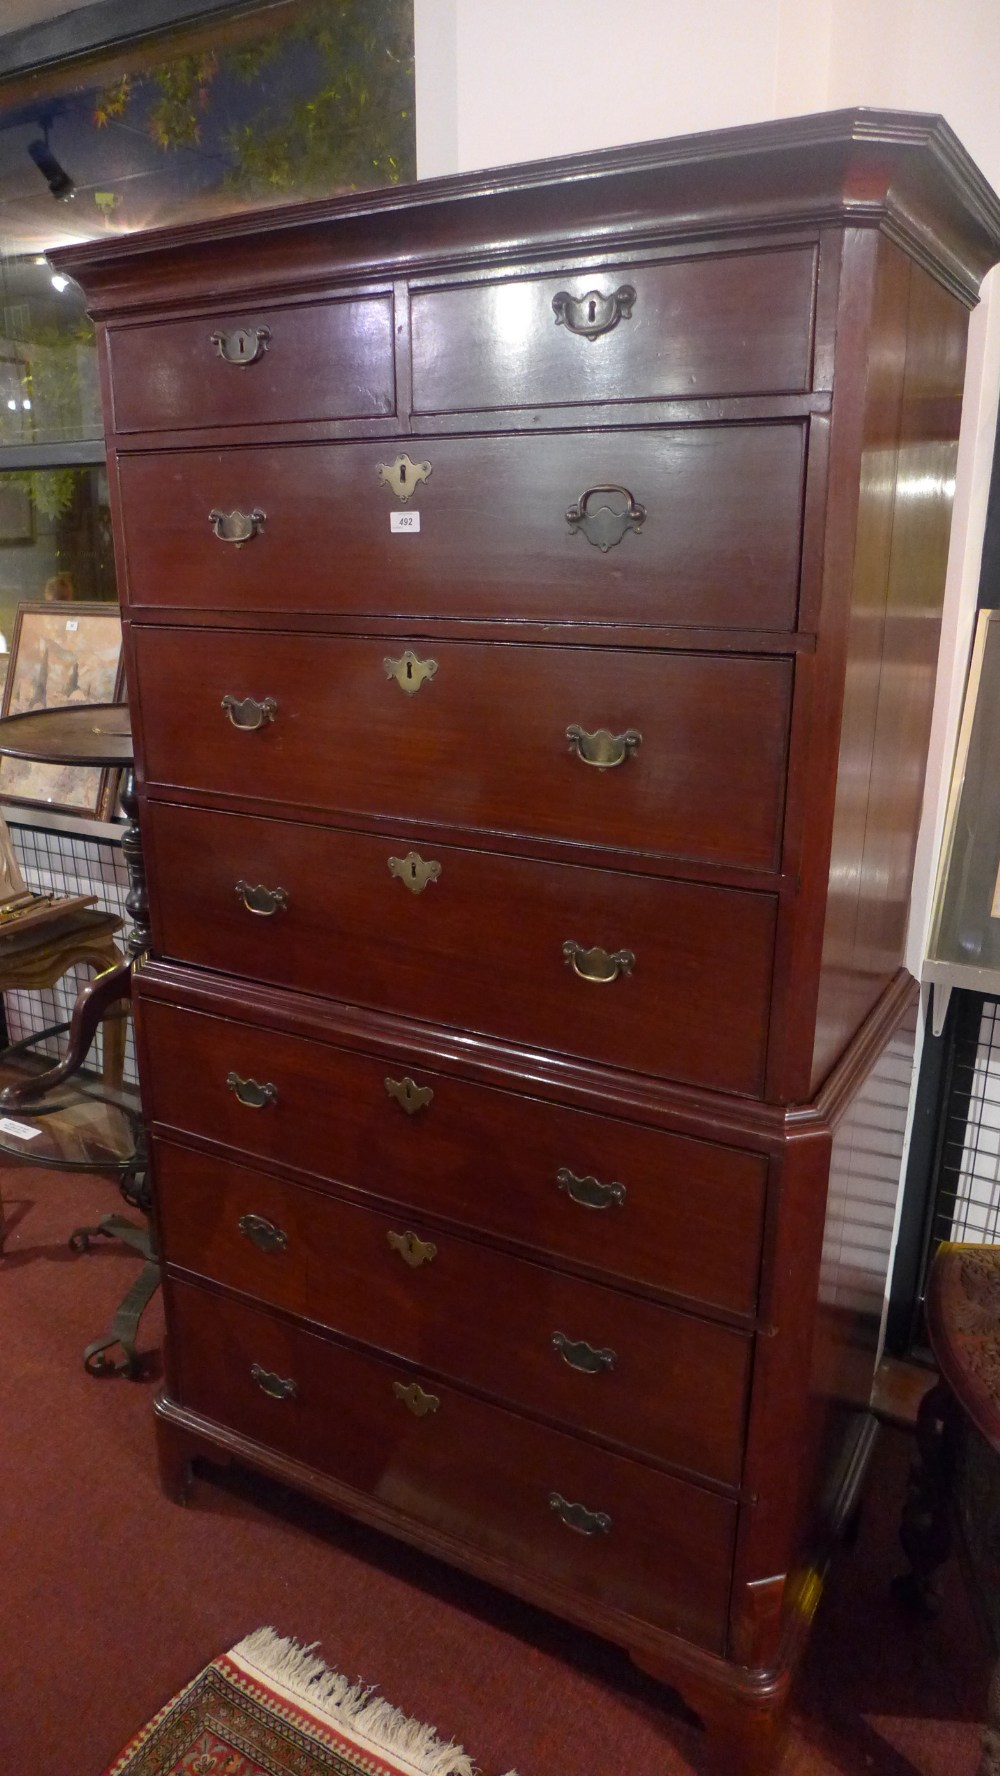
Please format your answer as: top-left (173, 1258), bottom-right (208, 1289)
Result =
top-left (116, 424), bottom-right (805, 631)
top-left (167, 1277), bottom-right (737, 1652)
top-left (106, 292), bottom-right (395, 433)
top-left (144, 803), bottom-right (777, 1094)
top-left (156, 1141), bottom-right (751, 1484)
top-left (134, 629), bottom-right (792, 874)
top-left (410, 246), bottom-right (816, 411)
top-left (139, 996), bottom-right (767, 1317)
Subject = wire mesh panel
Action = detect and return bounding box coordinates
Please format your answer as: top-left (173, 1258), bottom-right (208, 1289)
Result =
top-left (933, 995), bottom-right (1000, 1247)
top-left (1, 821), bottom-right (134, 1082)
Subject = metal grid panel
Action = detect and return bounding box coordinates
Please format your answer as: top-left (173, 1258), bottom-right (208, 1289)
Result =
top-left (934, 998), bottom-right (1000, 1246)
top-left (2, 823), bottom-right (134, 1083)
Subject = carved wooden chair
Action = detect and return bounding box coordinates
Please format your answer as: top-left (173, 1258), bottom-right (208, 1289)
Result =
top-left (895, 1243), bottom-right (1000, 1776)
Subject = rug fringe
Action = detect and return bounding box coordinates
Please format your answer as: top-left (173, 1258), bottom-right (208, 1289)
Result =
top-left (230, 1628), bottom-right (519, 1776)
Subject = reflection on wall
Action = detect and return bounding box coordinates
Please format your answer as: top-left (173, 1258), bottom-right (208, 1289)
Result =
top-left (0, 468), bottom-right (115, 682)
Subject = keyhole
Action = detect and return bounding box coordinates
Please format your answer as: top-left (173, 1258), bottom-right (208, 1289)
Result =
top-left (399, 462), bottom-right (407, 486)
top-left (408, 860), bottom-right (418, 883)
top-left (588, 298), bottom-right (597, 324)
top-left (406, 658), bottom-right (414, 682)
top-left (238, 333), bottom-right (247, 357)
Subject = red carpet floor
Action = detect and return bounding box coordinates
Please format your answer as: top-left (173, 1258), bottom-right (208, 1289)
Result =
top-left (0, 1163), bottom-right (992, 1776)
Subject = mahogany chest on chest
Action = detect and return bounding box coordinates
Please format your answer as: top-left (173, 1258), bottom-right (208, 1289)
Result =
top-left (58, 109), bottom-right (1000, 1773)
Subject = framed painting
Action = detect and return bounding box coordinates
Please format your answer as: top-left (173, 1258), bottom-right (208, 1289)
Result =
top-left (0, 602), bottom-right (124, 817)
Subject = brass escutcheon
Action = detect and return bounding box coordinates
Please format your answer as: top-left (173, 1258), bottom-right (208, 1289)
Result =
top-left (250, 1362), bottom-right (297, 1401)
top-left (235, 880), bottom-right (288, 917)
top-left (210, 324), bottom-right (271, 365)
top-left (556, 1167), bottom-right (627, 1210)
top-left (565, 486), bottom-right (645, 553)
top-left (384, 651), bottom-right (437, 694)
top-left (393, 1380), bottom-right (439, 1418)
top-left (566, 725), bottom-right (642, 769)
top-left (388, 852), bottom-right (441, 895)
top-left (562, 941), bottom-right (635, 984)
top-left (551, 285), bottom-right (636, 340)
top-left (548, 1491), bottom-right (612, 1536)
top-left (387, 1229), bottom-right (438, 1268)
top-left (209, 508), bottom-right (265, 545)
top-left (384, 1075), bottom-right (434, 1115)
top-left (238, 1212), bottom-right (288, 1254)
top-left (376, 454), bottom-right (432, 502)
top-left (226, 1071), bottom-right (278, 1109)
top-left (551, 1330), bottom-right (617, 1374)
top-left (222, 694), bottom-right (277, 731)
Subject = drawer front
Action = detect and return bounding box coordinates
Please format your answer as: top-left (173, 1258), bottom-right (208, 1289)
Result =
top-left (140, 997), bottom-right (767, 1316)
top-left (116, 425), bottom-right (805, 631)
top-left (168, 1277), bottom-right (737, 1651)
top-left (144, 803), bottom-right (777, 1094)
top-left (156, 1141), bottom-right (750, 1484)
top-left (134, 629), bottom-right (791, 874)
top-left (410, 247), bottom-right (816, 411)
top-left (107, 294), bottom-right (395, 433)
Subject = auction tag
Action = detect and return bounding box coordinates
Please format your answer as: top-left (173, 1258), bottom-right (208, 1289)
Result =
top-left (390, 512), bottom-right (420, 533)
top-left (0, 1116), bottom-right (42, 1139)
top-left (65, 619), bottom-right (78, 632)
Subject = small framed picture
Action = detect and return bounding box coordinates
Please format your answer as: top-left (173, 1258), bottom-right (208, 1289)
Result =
top-left (0, 602), bottom-right (124, 817)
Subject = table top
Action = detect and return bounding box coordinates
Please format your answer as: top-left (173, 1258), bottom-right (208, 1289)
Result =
top-left (928, 1242), bottom-right (1000, 1456)
top-left (0, 1075), bottom-right (140, 1171)
top-left (0, 703), bottom-right (132, 766)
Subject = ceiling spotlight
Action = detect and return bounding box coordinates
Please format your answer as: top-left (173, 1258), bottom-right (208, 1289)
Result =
top-left (27, 136), bottom-right (75, 202)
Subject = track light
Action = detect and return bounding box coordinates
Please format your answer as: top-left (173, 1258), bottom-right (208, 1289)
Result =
top-left (27, 136), bottom-right (75, 202)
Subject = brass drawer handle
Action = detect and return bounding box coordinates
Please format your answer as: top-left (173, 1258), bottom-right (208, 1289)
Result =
top-left (210, 324), bottom-right (270, 365)
top-left (548, 1491), bottom-right (611, 1536)
top-left (388, 852), bottom-right (441, 895)
top-left (384, 1075), bottom-right (434, 1115)
top-left (565, 486), bottom-right (645, 553)
top-left (551, 284), bottom-right (635, 340)
top-left (209, 507), bottom-right (266, 545)
top-left (387, 1229), bottom-right (437, 1268)
top-left (566, 725), bottom-right (642, 769)
top-left (393, 1380), bottom-right (439, 1418)
top-left (384, 651), bottom-right (437, 694)
top-left (226, 1071), bottom-right (278, 1109)
top-left (376, 454), bottom-right (432, 502)
top-left (556, 1167), bottom-right (626, 1210)
top-left (250, 1362), bottom-right (296, 1401)
top-left (221, 694), bottom-right (277, 731)
top-left (235, 880), bottom-right (288, 916)
top-left (562, 942), bottom-right (635, 984)
top-left (552, 1330), bottom-right (617, 1374)
top-left (238, 1212), bottom-right (287, 1254)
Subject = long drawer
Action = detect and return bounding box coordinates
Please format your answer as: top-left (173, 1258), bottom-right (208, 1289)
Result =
top-left (134, 629), bottom-right (792, 873)
top-left (116, 425), bottom-right (806, 630)
top-left (156, 1140), bottom-right (750, 1484)
top-left (143, 803), bottom-right (778, 1093)
top-left (167, 1276), bottom-right (738, 1652)
top-left (106, 291), bottom-right (396, 433)
top-left (409, 246), bottom-right (816, 411)
top-left (139, 995), bottom-right (767, 1316)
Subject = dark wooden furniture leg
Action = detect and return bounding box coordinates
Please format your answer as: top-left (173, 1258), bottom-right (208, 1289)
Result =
top-left (893, 1381), bottom-right (957, 1616)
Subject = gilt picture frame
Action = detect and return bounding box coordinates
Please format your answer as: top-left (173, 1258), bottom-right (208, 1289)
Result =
top-left (0, 601), bottom-right (124, 817)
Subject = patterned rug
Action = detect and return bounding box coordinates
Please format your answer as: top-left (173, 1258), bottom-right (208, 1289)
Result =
top-left (102, 1628), bottom-right (518, 1776)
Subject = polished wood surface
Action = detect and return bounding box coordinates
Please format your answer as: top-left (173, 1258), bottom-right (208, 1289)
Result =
top-left (144, 801), bottom-right (778, 1093)
top-left (156, 1140), bottom-right (751, 1485)
top-left (409, 245), bottom-right (816, 411)
top-left (139, 995), bottom-right (768, 1317)
top-left (0, 702), bottom-right (131, 765)
top-left (108, 292), bottom-right (395, 433)
top-left (166, 1275), bottom-right (738, 1654)
top-left (133, 629), bottom-right (792, 873)
top-left (114, 427), bottom-right (806, 630)
top-left (62, 111), bottom-right (1000, 1776)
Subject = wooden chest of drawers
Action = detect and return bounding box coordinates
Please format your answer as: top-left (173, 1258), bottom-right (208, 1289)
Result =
top-left (58, 109), bottom-right (1000, 1774)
